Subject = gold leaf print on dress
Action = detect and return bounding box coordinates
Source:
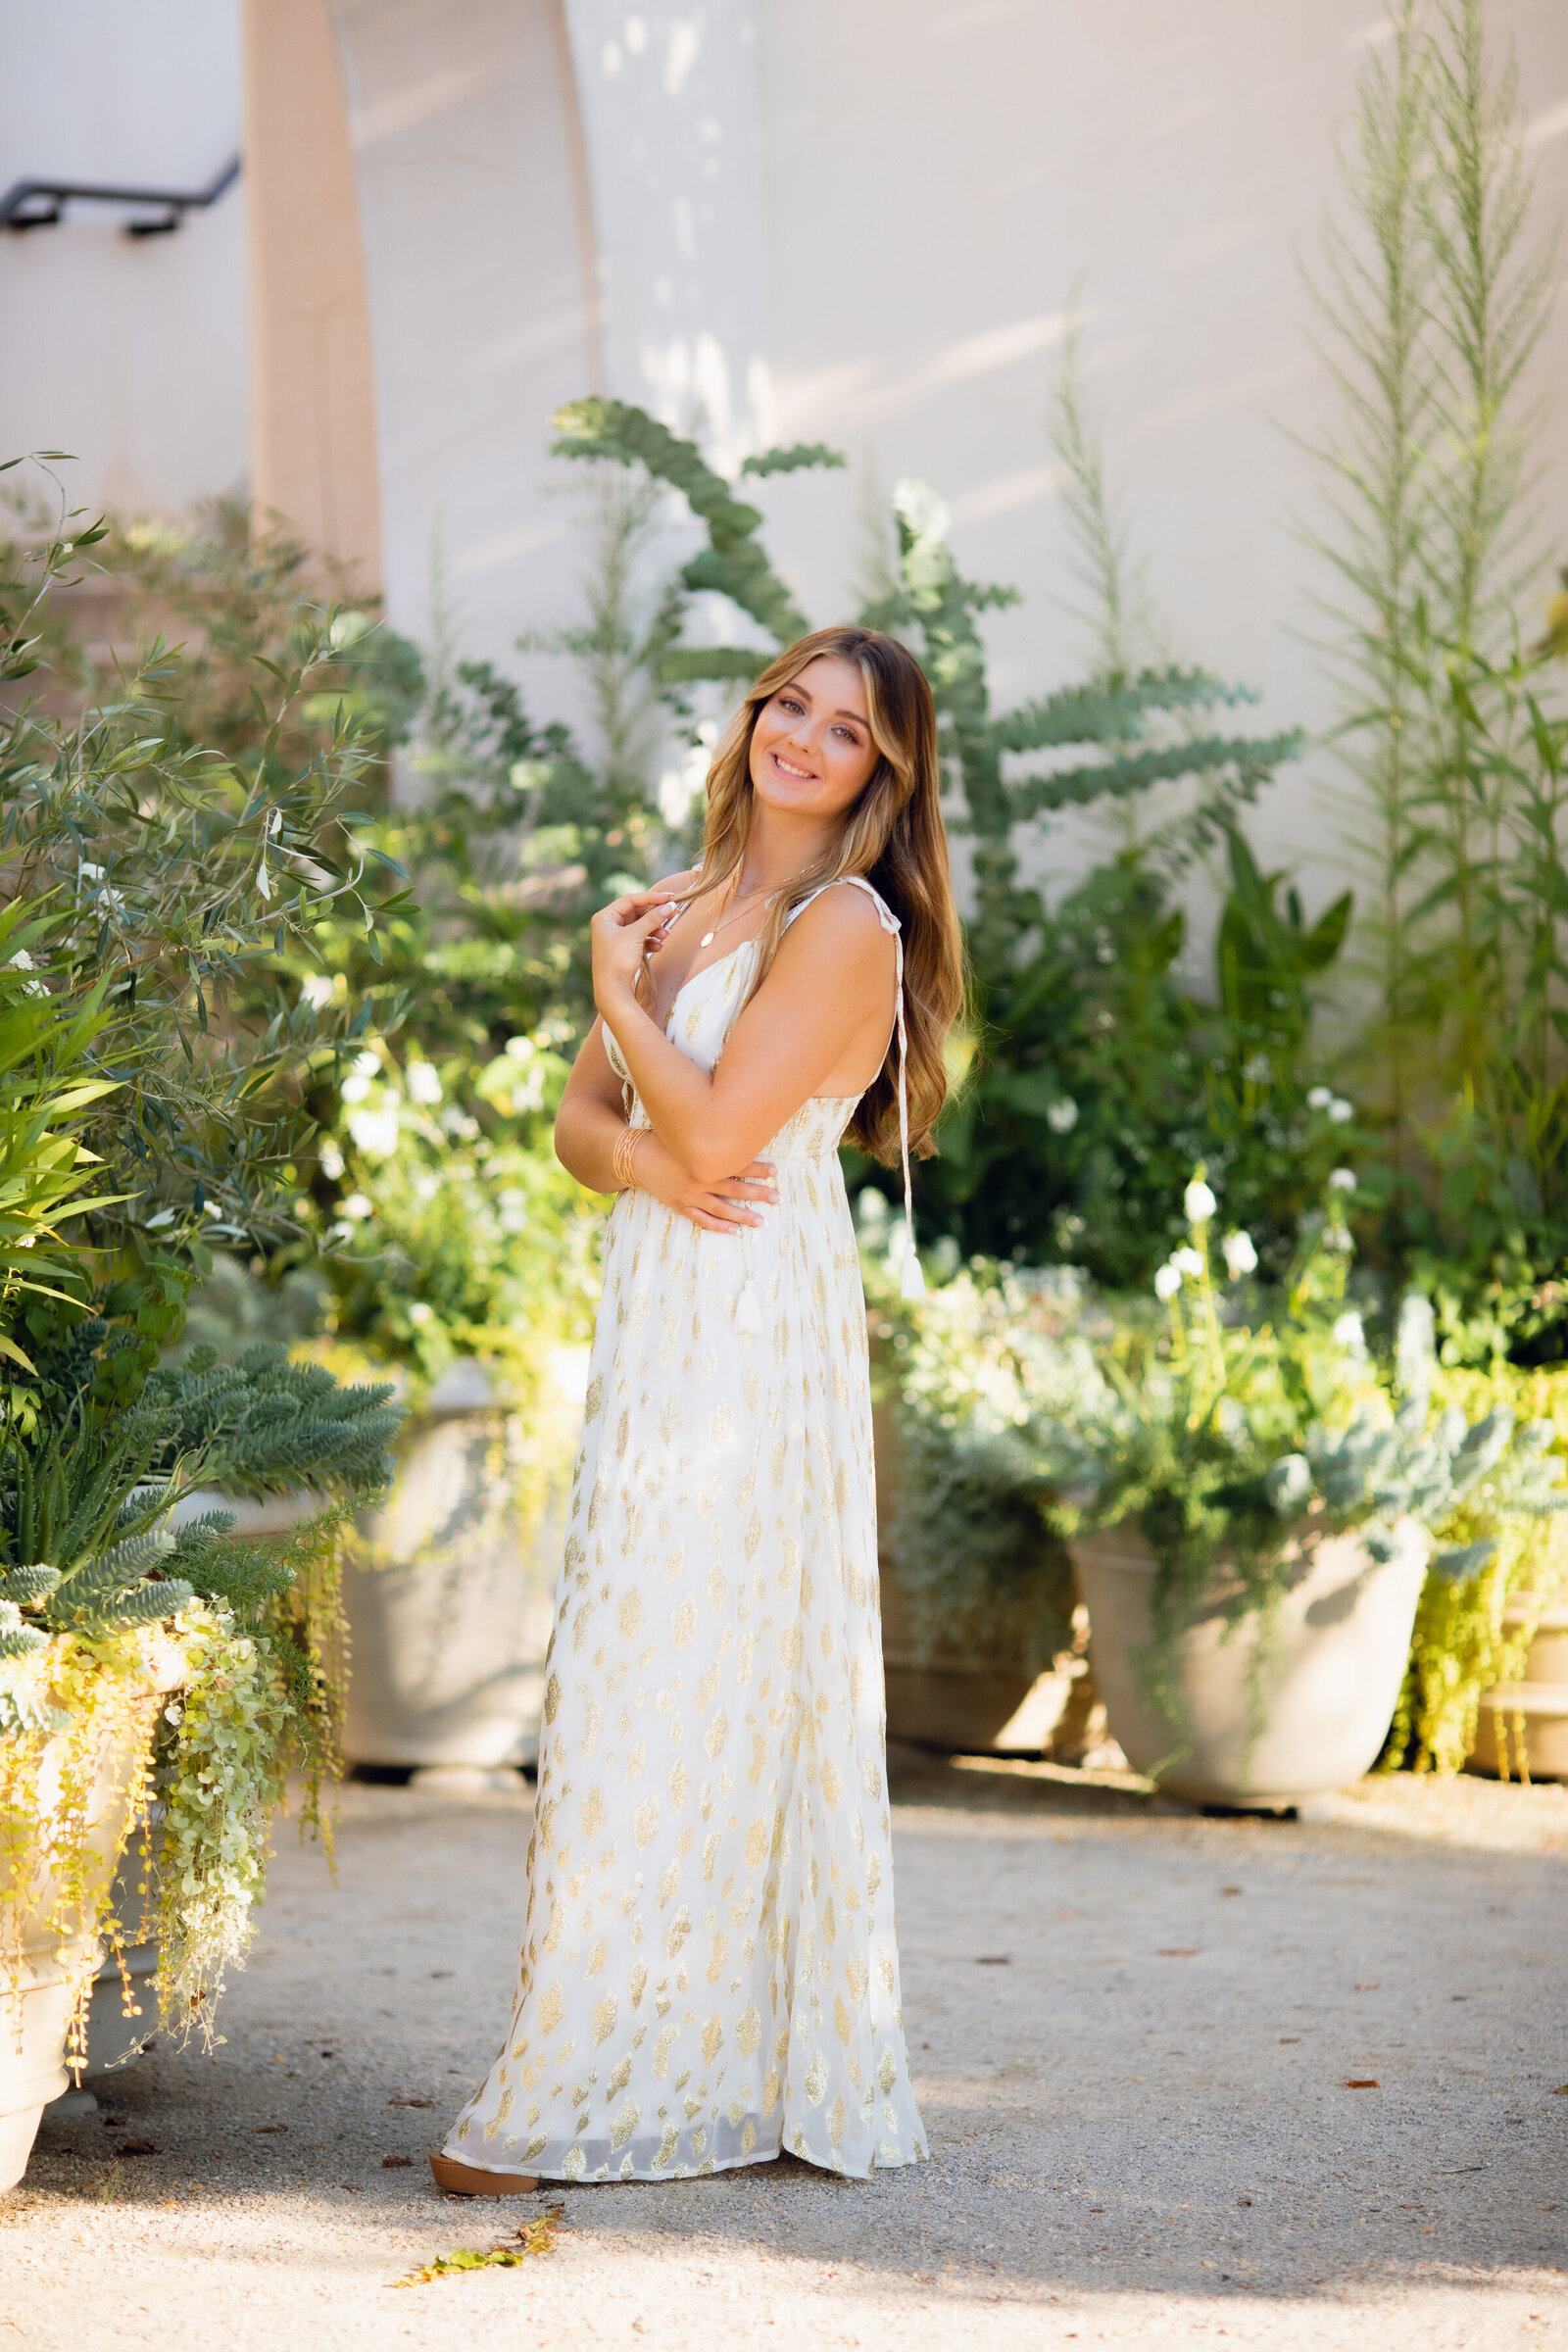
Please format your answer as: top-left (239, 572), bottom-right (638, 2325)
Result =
top-left (610, 2095), bottom-right (641, 2149)
top-left (437, 896), bottom-right (928, 2183)
top-left (593, 1996), bottom-right (617, 2045)
top-left (664, 1906), bottom-right (691, 1958)
top-left (544, 1673), bottom-right (562, 1726)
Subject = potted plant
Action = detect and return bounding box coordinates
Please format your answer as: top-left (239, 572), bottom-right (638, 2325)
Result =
top-left (0, 469), bottom-right (409, 2185)
top-left (1038, 1176), bottom-right (1567, 1805)
top-left (862, 1207), bottom-right (1088, 1755)
top-left (0, 1339), bottom-right (401, 2189)
top-left (301, 1043), bottom-right (598, 1772)
top-left (893, 1173), bottom-right (1566, 1805)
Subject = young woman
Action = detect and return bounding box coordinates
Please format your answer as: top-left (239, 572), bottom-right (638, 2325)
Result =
top-left (432, 625), bottom-right (964, 2191)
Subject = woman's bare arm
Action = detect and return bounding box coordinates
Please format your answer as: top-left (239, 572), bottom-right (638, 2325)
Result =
top-left (591, 885), bottom-right (896, 1186)
top-left (553, 1015), bottom-right (780, 1237)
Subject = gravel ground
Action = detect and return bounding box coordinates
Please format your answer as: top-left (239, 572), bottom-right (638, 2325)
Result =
top-left (4, 1750), bottom-right (1566, 2351)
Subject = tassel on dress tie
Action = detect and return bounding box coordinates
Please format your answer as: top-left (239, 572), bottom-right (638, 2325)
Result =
top-left (735, 1250), bottom-right (763, 1335)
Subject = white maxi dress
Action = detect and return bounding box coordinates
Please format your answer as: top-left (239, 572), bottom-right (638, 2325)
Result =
top-left (443, 877), bottom-right (928, 2181)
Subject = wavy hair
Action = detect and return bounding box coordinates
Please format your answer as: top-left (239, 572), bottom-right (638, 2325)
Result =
top-left (669, 626), bottom-right (965, 1166)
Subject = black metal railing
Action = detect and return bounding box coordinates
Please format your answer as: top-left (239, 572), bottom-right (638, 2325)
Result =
top-left (1, 154), bottom-right (240, 237)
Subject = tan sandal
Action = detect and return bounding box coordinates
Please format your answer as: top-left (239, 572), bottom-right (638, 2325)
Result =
top-left (428, 2151), bottom-right (542, 2196)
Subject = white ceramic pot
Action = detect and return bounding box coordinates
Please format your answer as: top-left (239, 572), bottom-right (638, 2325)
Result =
top-left (1071, 1516), bottom-right (1430, 1809)
top-left (1467, 1595), bottom-right (1568, 1781)
top-left (0, 1638), bottom-right (184, 2194)
top-left (341, 1351), bottom-right (585, 1770)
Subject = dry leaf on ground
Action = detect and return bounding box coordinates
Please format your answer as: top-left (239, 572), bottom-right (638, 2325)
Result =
top-left (389, 2208), bottom-right (562, 2287)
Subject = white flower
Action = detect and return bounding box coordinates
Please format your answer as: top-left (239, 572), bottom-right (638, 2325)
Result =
top-left (1153, 1262), bottom-right (1183, 1301)
top-left (340, 1072), bottom-right (373, 1105)
top-left (318, 1139), bottom-right (345, 1181)
top-left (1046, 1098), bottom-right (1079, 1134)
top-left (347, 1104), bottom-right (399, 1160)
top-left (1328, 1097), bottom-right (1354, 1124)
top-left (339, 1192), bottom-right (373, 1223)
top-left (1333, 1309), bottom-right (1366, 1353)
top-left (1307, 1086), bottom-right (1333, 1111)
top-left (1327, 1166), bottom-right (1356, 1192)
top-left (299, 973), bottom-right (337, 1010)
top-left (354, 1050), bottom-right (381, 1077)
top-left (407, 1300), bottom-right (434, 1326)
top-left (1171, 1247), bottom-right (1205, 1278)
top-left (1184, 1177), bottom-right (1217, 1224)
top-left (497, 1188), bottom-right (529, 1235)
top-left (406, 1060), bottom-right (442, 1105)
top-left (504, 1034), bottom-right (536, 1064)
top-left (1221, 1229), bottom-right (1258, 1279)
top-left (1242, 1053), bottom-right (1272, 1084)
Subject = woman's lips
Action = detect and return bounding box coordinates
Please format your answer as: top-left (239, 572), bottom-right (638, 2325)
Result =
top-left (770, 749), bottom-right (816, 781)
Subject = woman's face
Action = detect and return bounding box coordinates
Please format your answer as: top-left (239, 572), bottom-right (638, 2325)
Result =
top-left (749, 655), bottom-right (879, 824)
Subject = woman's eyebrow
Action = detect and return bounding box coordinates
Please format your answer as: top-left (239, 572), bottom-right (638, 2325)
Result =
top-left (831, 709), bottom-right (867, 726)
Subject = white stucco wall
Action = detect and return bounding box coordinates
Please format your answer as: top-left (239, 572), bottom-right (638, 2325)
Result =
top-left (329, 0), bottom-right (601, 671)
top-left (0, 0), bottom-right (248, 521)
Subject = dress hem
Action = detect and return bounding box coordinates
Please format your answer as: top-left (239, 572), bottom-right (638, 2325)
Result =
top-left (437, 2138), bottom-right (930, 2186)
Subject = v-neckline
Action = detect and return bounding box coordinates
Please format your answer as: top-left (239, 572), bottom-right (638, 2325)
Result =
top-left (660, 930), bottom-right (761, 1034)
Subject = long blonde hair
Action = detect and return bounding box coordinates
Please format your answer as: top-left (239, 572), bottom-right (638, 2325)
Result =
top-left (671, 626), bottom-right (965, 1166)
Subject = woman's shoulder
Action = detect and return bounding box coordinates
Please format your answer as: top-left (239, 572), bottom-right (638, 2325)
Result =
top-left (784, 874), bottom-right (900, 942)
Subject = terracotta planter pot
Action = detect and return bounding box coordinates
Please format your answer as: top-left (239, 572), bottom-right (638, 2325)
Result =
top-left (341, 1352), bottom-right (585, 1770)
top-left (1071, 1516), bottom-right (1429, 1809)
top-left (1, 1638), bottom-right (184, 2194)
top-left (872, 1401), bottom-right (1087, 1757)
top-left (1467, 1595), bottom-right (1568, 1782)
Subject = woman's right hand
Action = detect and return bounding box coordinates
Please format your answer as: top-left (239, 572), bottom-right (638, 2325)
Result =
top-left (630, 1131), bottom-right (778, 1235)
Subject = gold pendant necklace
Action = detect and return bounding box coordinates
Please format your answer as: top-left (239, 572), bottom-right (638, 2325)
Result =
top-left (696, 880), bottom-right (769, 950)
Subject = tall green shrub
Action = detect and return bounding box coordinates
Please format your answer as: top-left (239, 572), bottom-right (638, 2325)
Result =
top-left (1309, 0), bottom-right (1565, 1346)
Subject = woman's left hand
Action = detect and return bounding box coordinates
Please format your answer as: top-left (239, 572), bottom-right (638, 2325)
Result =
top-left (590, 888), bottom-right (679, 1020)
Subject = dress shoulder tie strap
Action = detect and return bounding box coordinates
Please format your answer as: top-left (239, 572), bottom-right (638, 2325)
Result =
top-left (789, 876), bottom-right (924, 1300)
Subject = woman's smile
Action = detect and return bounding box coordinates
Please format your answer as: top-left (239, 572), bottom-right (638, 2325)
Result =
top-left (769, 748), bottom-right (817, 782)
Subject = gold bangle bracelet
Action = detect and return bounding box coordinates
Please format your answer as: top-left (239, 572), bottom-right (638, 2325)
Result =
top-left (612, 1124), bottom-right (645, 1192)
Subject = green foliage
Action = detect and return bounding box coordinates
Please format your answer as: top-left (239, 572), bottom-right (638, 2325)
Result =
top-left (305, 1048), bottom-right (602, 1391)
top-left (553, 399), bottom-right (842, 662)
top-left (0, 463), bottom-right (423, 1440)
top-left (918, 832), bottom-right (1353, 1280)
top-left (1308, 0), bottom-right (1567, 1353)
top-left (138, 1342), bottom-right (401, 1498)
top-left (897, 1171), bottom-right (1566, 1758)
